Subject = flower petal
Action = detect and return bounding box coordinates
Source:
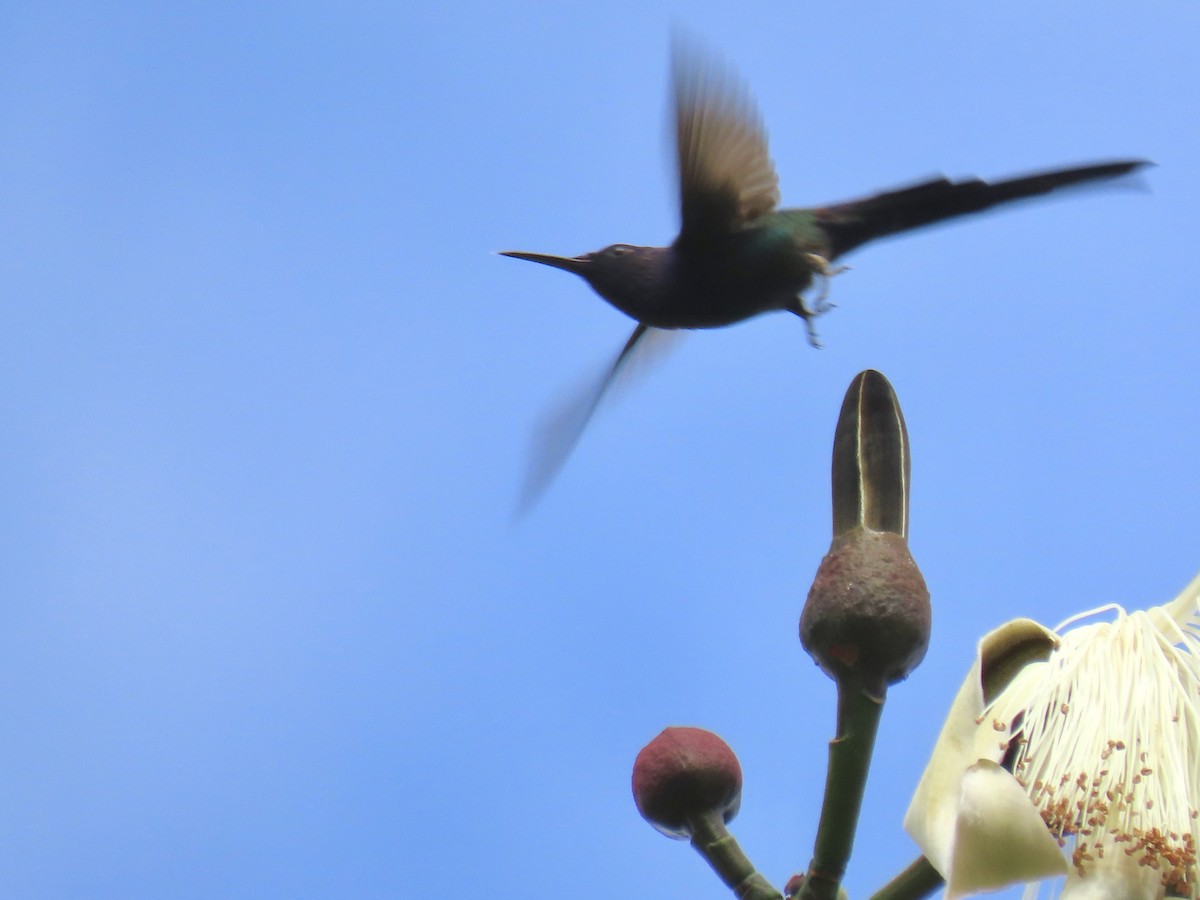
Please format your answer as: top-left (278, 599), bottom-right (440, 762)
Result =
top-left (904, 618), bottom-right (1058, 875)
top-left (1153, 568), bottom-right (1200, 632)
top-left (945, 761), bottom-right (1068, 899)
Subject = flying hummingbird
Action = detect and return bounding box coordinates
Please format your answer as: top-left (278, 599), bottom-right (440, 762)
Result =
top-left (503, 41), bottom-right (1149, 512)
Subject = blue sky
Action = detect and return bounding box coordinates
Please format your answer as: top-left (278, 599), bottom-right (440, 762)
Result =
top-left (1, 3), bottom-right (1197, 898)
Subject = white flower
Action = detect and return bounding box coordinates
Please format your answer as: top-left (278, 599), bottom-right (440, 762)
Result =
top-left (905, 571), bottom-right (1200, 899)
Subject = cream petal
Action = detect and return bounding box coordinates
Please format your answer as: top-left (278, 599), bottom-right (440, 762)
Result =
top-left (904, 618), bottom-right (1058, 875)
top-left (944, 761), bottom-right (1068, 899)
top-left (1153, 568), bottom-right (1200, 632)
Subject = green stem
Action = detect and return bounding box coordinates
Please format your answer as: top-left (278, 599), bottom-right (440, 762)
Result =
top-left (689, 809), bottom-right (783, 900)
top-left (868, 856), bottom-right (943, 900)
top-left (797, 684), bottom-right (885, 900)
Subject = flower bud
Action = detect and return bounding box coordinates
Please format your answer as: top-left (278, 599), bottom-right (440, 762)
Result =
top-left (801, 527), bottom-right (930, 696)
top-left (800, 371), bottom-right (930, 697)
top-left (632, 726), bottom-right (742, 839)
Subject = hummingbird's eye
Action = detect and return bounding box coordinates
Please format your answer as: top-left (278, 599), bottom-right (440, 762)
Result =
top-left (608, 244), bottom-right (633, 257)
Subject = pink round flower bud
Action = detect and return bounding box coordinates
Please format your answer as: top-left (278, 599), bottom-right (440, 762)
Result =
top-left (632, 726), bottom-right (743, 839)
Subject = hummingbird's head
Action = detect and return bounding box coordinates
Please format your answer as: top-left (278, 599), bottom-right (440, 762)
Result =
top-left (499, 244), bottom-right (665, 317)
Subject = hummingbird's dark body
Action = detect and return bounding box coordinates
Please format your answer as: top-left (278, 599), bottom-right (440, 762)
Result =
top-left (502, 40), bottom-right (1150, 510)
top-left (583, 220), bottom-right (820, 330)
top-left (572, 238), bottom-right (806, 331)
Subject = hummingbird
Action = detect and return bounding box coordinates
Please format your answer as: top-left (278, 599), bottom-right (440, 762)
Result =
top-left (503, 41), bottom-right (1150, 512)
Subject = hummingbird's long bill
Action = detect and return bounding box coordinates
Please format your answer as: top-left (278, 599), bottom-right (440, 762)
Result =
top-left (498, 251), bottom-right (588, 276)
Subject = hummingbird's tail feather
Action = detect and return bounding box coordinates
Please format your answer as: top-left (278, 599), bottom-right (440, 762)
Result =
top-left (814, 159), bottom-right (1152, 260)
top-left (515, 324), bottom-right (683, 517)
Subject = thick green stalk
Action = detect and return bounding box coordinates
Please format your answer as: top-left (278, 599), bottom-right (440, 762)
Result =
top-left (868, 856), bottom-right (944, 900)
top-left (797, 685), bottom-right (884, 900)
top-left (689, 809), bottom-right (783, 900)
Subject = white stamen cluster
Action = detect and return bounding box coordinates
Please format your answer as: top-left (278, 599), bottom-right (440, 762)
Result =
top-left (986, 602), bottom-right (1200, 897)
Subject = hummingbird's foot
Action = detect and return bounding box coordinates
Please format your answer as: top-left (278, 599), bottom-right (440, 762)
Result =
top-left (803, 317), bottom-right (823, 349)
top-left (804, 253), bottom-right (850, 313)
top-left (789, 299), bottom-right (824, 349)
top-left (809, 295), bottom-right (837, 316)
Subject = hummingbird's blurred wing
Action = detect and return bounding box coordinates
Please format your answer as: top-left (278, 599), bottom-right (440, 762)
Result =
top-left (673, 38), bottom-right (780, 250)
top-left (517, 324), bottom-right (682, 516)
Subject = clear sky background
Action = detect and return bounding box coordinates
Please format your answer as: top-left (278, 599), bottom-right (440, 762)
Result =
top-left (0, 3), bottom-right (1196, 899)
